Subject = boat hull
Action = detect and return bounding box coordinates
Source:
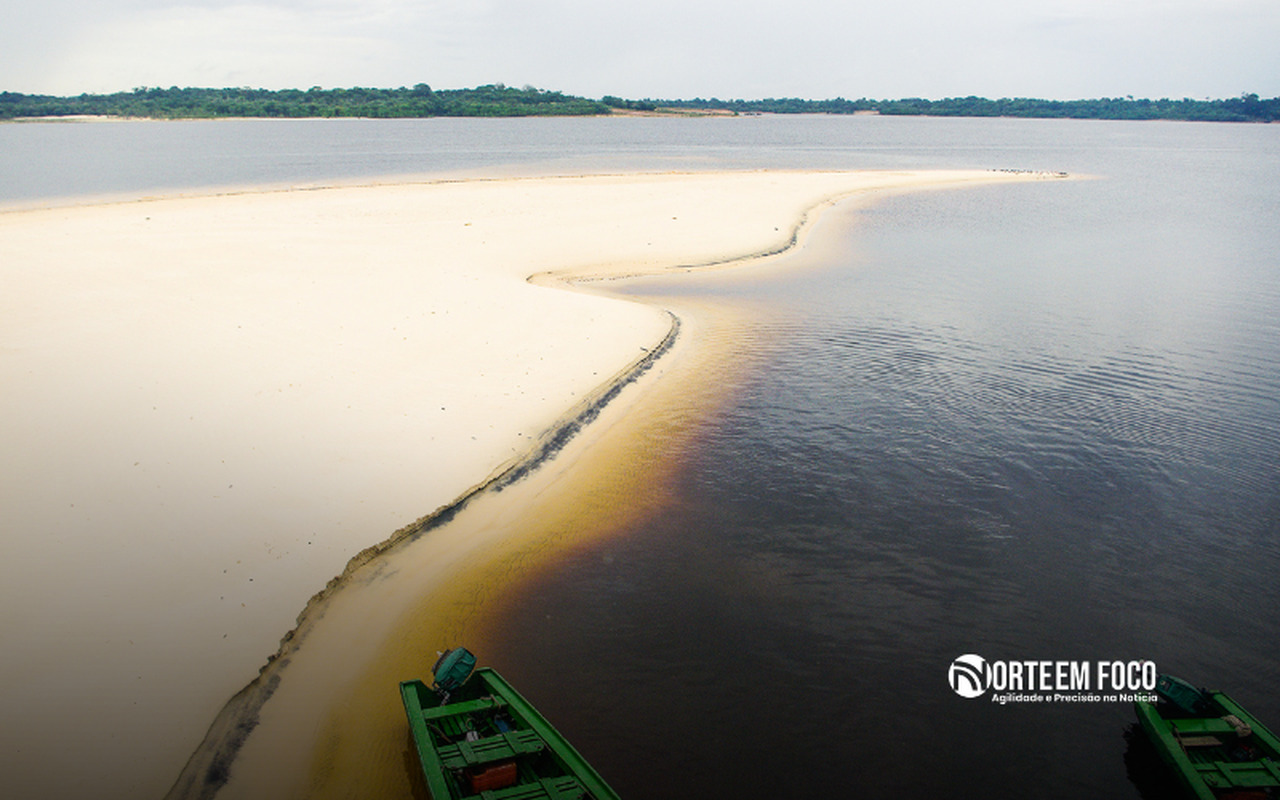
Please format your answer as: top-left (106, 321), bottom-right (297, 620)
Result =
top-left (1135, 688), bottom-right (1280, 799)
top-left (401, 667), bottom-right (620, 800)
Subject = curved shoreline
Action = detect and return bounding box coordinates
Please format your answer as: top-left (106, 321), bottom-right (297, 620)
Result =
top-left (164, 311), bottom-right (683, 799)
top-left (179, 169), bottom-right (1069, 800)
top-left (166, 172), bottom-right (854, 798)
top-left (164, 167), bottom-right (850, 796)
top-left (0, 169), bottom-right (1064, 800)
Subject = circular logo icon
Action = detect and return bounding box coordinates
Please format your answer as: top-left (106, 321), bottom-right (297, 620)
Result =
top-left (949, 654), bottom-right (990, 698)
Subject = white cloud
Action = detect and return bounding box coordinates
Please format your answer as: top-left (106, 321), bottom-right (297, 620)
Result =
top-left (3, 0), bottom-right (1277, 98)
top-left (40, 4), bottom-right (394, 91)
top-left (30, 1), bottom-right (498, 93)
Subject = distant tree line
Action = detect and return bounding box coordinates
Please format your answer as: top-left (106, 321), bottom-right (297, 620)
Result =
top-left (656, 94), bottom-right (1280, 123)
top-left (3, 85), bottom-right (1277, 122)
top-left (0, 84), bottom-right (610, 119)
top-left (600, 96), bottom-right (659, 112)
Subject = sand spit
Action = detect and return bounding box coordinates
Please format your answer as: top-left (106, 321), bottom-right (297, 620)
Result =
top-left (0, 169), bottom-right (1062, 800)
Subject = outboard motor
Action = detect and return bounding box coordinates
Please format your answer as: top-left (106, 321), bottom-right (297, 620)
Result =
top-left (432, 647), bottom-right (477, 701)
top-left (1154, 674), bottom-right (1213, 715)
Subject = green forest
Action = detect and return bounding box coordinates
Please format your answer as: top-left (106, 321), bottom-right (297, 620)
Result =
top-left (2, 84), bottom-right (1278, 123)
top-left (654, 94), bottom-right (1280, 122)
top-left (0, 84), bottom-right (611, 119)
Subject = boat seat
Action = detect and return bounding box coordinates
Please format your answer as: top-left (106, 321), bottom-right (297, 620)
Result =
top-left (1174, 735), bottom-right (1222, 748)
top-left (438, 730), bottom-right (546, 769)
top-left (1196, 760), bottom-right (1280, 790)
top-left (465, 775), bottom-right (588, 800)
top-left (418, 696), bottom-right (508, 722)
top-left (1170, 718), bottom-right (1238, 737)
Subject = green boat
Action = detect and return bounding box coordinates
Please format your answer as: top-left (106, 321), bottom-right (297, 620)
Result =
top-left (400, 648), bottom-right (621, 800)
top-left (1134, 674), bottom-right (1280, 799)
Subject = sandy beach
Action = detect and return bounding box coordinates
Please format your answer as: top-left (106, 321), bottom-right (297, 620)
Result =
top-left (0, 169), bottom-right (1058, 799)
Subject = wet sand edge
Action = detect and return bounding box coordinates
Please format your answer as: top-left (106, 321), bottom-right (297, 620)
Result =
top-left (165, 169), bottom-right (1069, 798)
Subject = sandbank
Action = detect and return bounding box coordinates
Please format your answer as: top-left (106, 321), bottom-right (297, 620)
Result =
top-left (0, 169), bottom-right (1060, 800)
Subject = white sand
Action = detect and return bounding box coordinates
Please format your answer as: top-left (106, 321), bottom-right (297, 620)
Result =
top-left (0, 169), bottom-right (1057, 800)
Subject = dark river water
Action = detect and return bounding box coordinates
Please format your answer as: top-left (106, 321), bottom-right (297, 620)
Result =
top-left (5, 115), bottom-right (1277, 798)
top-left (480, 124), bottom-right (1280, 798)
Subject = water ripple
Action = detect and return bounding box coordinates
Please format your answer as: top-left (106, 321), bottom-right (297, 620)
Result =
top-left (493, 144), bottom-right (1280, 800)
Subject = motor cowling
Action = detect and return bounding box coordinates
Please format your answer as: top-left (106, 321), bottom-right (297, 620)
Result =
top-left (432, 647), bottom-right (477, 695)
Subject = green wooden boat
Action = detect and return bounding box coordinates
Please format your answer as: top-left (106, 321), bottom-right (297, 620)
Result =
top-left (1134, 674), bottom-right (1280, 799)
top-left (400, 648), bottom-right (621, 800)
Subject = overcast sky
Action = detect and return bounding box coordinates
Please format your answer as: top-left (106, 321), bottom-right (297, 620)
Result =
top-left (3, 0), bottom-right (1277, 99)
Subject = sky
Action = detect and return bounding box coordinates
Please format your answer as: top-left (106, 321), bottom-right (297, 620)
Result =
top-left (2, 0), bottom-right (1278, 100)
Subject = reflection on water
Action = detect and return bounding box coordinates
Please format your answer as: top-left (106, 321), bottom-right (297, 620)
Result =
top-left (485, 169), bottom-right (1280, 797)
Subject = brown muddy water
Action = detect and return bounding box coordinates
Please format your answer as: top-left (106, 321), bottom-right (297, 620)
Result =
top-left (181, 286), bottom-right (776, 799)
